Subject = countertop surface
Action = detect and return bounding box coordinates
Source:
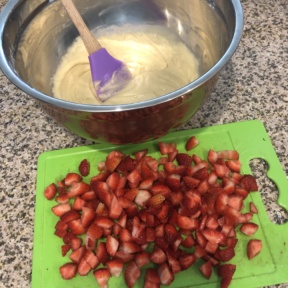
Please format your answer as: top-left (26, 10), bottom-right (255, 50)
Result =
top-left (0, 0), bottom-right (287, 287)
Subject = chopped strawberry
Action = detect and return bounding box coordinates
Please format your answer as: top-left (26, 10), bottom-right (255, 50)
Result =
top-left (183, 176), bottom-right (200, 189)
top-left (147, 194), bottom-right (165, 206)
top-left (165, 174), bottom-right (181, 191)
top-left (83, 249), bottom-right (99, 269)
top-left (193, 167), bottom-right (209, 180)
top-left (109, 194), bottom-right (123, 219)
top-left (106, 172), bottom-right (120, 190)
top-left (208, 149), bottom-right (219, 164)
top-left (135, 251), bottom-right (150, 267)
top-left (117, 155), bottom-right (136, 172)
top-left (217, 263), bottom-right (236, 278)
top-left (106, 235), bottom-right (119, 256)
top-left (185, 136), bottom-right (199, 151)
top-left (67, 219), bottom-right (86, 235)
top-left (96, 242), bottom-right (110, 264)
top-left (127, 169), bottom-right (142, 188)
top-left (61, 244), bottom-right (70, 256)
top-left (59, 262), bottom-right (77, 280)
top-left (240, 174), bottom-right (258, 191)
top-left (124, 187), bottom-right (139, 201)
top-left (199, 261), bottom-right (212, 279)
top-left (106, 155), bottom-right (123, 173)
top-left (106, 259), bottom-right (124, 277)
top-left (134, 148), bottom-right (148, 161)
top-left (79, 159), bottom-right (90, 176)
top-left (60, 210), bottom-right (81, 224)
top-left (177, 215), bottom-right (199, 230)
top-left (70, 237), bottom-right (82, 250)
top-left (226, 160), bottom-right (241, 172)
top-left (240, 222), bottom-right (259, 236)
top-left (249, 201), bottom-right (258, 214)
top-left (179, 253), bottom-right (196, 270)
top-left (93, 268), bottom-right (111, 288)
top-left (73, 196), bottom-right (86, 210)
top-left (134, 190), bottom-right (152, 207)
top-left (157, 262), bottom-right (174, 286)
top-left (44, 183), bottom-right (57, 200)
top-left (64, 173), bottom-right (82, 186)
top-left (247, 239), bottom-right (262, 260)
top-left (81, 206), bottom-right (95, 228)
top-left (69, 245), bottom-right (86, 263)
top-left (217, 150), bottom-right (239, 160)
top-left (158, 142), bottom-right (177, 155)
top-left (67, 182), bottom-right (91, 198)
top-left (181, 235), bottom-right (196, 248)
top-left (139, 178), bottom-right (154, 190)
top-left (150, 246), bottom-right (167, 264)
top-left (145, 268), bottom-right (161, 286)
top-left (114, 251), bottom-right (135, 263)
top-left (218, 247), bottom-right (235, 262)
top-left (124, 261), bottom-right (141, 288)
top-left (94, 216), bottom-right (114, 229)
top-left (119, 241), bottom-right (141, 254)
top-left (77, 257), bottom-right (92, 276)
top-left (176, 153), bottom-right (192, 166)
top-left (51, 203), bottom-right (71, 217)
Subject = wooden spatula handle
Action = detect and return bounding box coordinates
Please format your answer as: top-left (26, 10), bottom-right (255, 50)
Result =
top-left (60, 0), bottom-right (102, 54)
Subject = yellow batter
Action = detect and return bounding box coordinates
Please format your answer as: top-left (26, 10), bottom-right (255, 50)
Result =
top-left (52, 25), bottom-right (199, 105)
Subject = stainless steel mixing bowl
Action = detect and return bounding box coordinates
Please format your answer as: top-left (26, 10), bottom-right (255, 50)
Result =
top-left (0, 0), bottom-right (243, 144)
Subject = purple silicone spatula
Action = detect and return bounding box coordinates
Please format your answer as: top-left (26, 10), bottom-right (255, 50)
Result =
top-left (60, 0), bottom-right (131, 102)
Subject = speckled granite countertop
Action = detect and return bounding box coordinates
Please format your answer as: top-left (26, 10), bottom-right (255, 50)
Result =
top-left (0, 0), bottom-right (287, 287)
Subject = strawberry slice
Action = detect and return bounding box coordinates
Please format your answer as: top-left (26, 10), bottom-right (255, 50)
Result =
top-left (93, 268), bottom-right (111, 288)
top-left (81, 206), bottom-right (95, 228)
top-left (51, 203), bottom-right (71, 217)
top-left (67, 182), bottom-right (91, 198)
top-left (240, 222), bottom-right (259, 236)
top-left (117, 155), bottom-right (136, 172)
top-left (150, 246), bottom-right (167, 264)
top-left (67, 219), bottom-right (86, 235)
top-left (83, 249), bottom-right (99, 269)
top-left (77, 257), bottom-right (91, 276)
top-left (249, 201), bottom-right (258, 214)
top-left (106, 172), bottom-right (120, 190)
top-left (176, 153), bottom-right (192, 166)
top-left (124, 261), bottom-right (141, 288)
top-left (185, 136), bottom-right (199, 151)
top-left (217, 263), bottom-right (236, 279)
top-left (96, 242), bottom-right (110, 265)
top-left (247, 239), bottom-right (262, 259)
top-left (109, 194), bottom-right (123, 219)
top-left (106, 155), bottom-right (123, 173)
top-left (59, 262), bottom-right (77, 280)
top-left (134, 251), bottom-right (150, 268)
top-left (119, 241), bottom-right (141, 254)
top-left (217, 150), bottom-right (239, 160)
top-left (199, 261), bottom-right (212, 279)
top-left (64, 173), bottom-right (82, 186)
top-left (106, 259), bottom-right (124, 277)
top-left (218, 247), bottom-right (235, 262)
top-left (44, 183), bottom-right (57, 200)
top-left (157, 262), bottom-right (174, 286)
top-left (106, 235), bottom-right (119, 256)
top-left (69, 245), bottom-right (86, 263)
top-left (179, 253), bottom-right (196, 270)
top-left (144, 268), bottom-right (161, 286)
top-left (158, 142), bottom-right (177, 155)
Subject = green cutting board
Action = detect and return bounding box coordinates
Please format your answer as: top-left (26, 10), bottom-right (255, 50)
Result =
top-left (32, 120), bottom-right (288, 288)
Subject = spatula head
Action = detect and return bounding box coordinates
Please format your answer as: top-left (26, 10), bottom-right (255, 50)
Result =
top-left (89, 48), bottom-right (131, 102)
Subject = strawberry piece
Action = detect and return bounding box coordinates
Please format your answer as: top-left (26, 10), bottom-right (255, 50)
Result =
top-left (127, 169), bottom-right (142, 188)
top-left (176, 153), bottom-right (192, 166)
top-left (114, 251), bottom-right (135, 263)
top-left (83, 249), bottom-right (99, 269)
top-left (214, 164), bottom-right (227, 178)
top-left (81, 206), bottom-right (95, 228)
top-left (109, 194), bottom-right (123, 219)
top-left (106, 235), bottom-right (119, 256)
top-left (135, 251), bottom-right (150, 267)
top-left (146, 227), bottom-right (156, 242)
top-left (73, 197), bottom-right (86, 210)
top-left (199, 261), bottom-right (212, 279)
top-left (158, 142), bottom-right (177, 155)
top-left (147, 194), bottom-right (165, 206)
top-left (166, 251), bottom-right (182, 274)
top-left (77, 257), bottom-right (92, 276)
top-left (79, 159), bottom-right (90, 176)
top-left (134, 190), bottom-right (152, 207)
top-left (93, 268), bottom-right (111, 288)
top-left (249, 201), bottom-right (258, 214)
top-left (165, 223), bottom-right (180, 245)
top-left (119, 241), bottom-right (141, 254)
top-left (61, 244), bottom-right (70, 256)
top-left (145, 268), bottom-right (161, 286)
top-left (185, 136), bottom-right (199, 151)
top-left (67, 219), bottom-right (86, 235)
top-left (106, 172), bottom-right (120, 191)
top-left (94, 216), bottom-right (114, 229)
top-left (157, 262), bottom-right (174, 286)
top-left (247, 239), bottom-right (262, 259)
top-left (177, 215), bottom-right (198, 230)
top-left (183, 176), bottom-right (200, 189)
top-left (106, 259), bottom-right (124, 277)
top-left (139, 178), bottom-right (154, 190)
top-left (44, 183), bottom-right (57, 200)
top-left (221, 276), bottom-right (232, 288)
top-left (165, 174), bottom-right (181, 192)
top-left (69, 245), bottom-right (86, 263)
top-left (217, 150), bottom-right (239, 160)
top-left (116, 155), bottom-right (136, 172)
top-left (208, 149), bottom-right (219, 164)
top-left (106, 155), bottom-right (123, 173)
top-left (181, 235), bottom-right (196, 248)
top-left (96, 242), bottom-right (110, 264)
top-left (124, 261), bottom-right (141, 288)
top-left (218, 247), bottom-right (235, 262)
top-left (193, 167), bottom-right (209, 180)
top-left (60, 210), bottom-right (81, 224)
top-left (124, 187), bottom-right (139, 201)
top-left (67, 182), bottom-right (91, 198)
top-left (70, 237), bottom-right (82, 250)
top-left (51, 203), bottom-right (71, 217)
top-left (240, 222), bottom-right (259, 236)
top-left (134, 148), bottom-right (148, 161)
top-left (64, 173), bottom-right (82, 186)
top-left (217, 263), bottom-right (236, 278)
top-left (179, 253), bottom-right (196, 270)
top-left (150, 246), bottom-right (167, 264)
top-left (226, 160), bottom-right (241, 172)
top-left (59, 262), bottom-right (77, 280)
top-left (240, 174), bottom-right (258, 191)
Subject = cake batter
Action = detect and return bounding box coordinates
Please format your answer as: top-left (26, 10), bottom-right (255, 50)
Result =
top-left (52, 25), bottom-right (199, 105)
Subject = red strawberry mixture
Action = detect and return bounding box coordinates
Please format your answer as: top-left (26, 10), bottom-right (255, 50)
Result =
top-left (44, 136), bottom-right (262, 287)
